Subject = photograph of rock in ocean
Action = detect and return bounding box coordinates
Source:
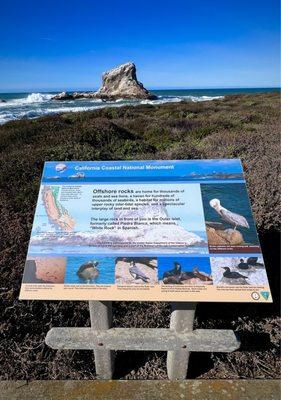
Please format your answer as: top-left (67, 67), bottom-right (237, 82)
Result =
top-left (64, 256), bottom-right (115, 284)
top-left (201, 183), bottom-right (260, 249)
top-left (22, 257), bottom-right (66, 284)
top-left (115, 257), bottom-right (158, 285)
top-left (158, 257), bottom-right (212, 285)
top-left (210, 256), bottom-right (268, 286)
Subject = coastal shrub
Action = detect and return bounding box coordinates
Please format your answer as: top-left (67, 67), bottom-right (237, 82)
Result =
top-left (116, 140), bottom-right (157, 159)
top-left (42, 143), bottom-right (103, 161)
top-left (239, 113), bottom-right (263, 124)
top-left (158, 141), bottom-right (201, 160)
top-left (78, 118), bottom-right (135, 148)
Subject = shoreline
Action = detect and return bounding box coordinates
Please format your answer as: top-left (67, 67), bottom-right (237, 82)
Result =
top-left (0, 88), bottom-right (280, 125)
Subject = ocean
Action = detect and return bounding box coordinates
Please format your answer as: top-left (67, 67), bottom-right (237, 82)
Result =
top-left (0, 88), bottom-right (279, 125)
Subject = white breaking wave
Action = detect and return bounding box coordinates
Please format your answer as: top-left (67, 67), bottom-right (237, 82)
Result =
top-left (140, 95), bottom-right (224, 105)
top-left (188, 95), bottom-right (224, 102)
top-left (0, 104), bottom-right (126, 125)
top-left (0, 92), bottom-right (224, 124)
top-left (0, 92), bottom-right (53, 108)
top-left (140, 97), bottom-right (183, 105)
top-left (22, 92), bottom-right (53, 103)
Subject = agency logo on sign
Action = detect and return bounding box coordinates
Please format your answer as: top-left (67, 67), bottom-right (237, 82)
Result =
top-left (55, 163), bottom-right (67, 172)
top-left (260, 291), bottom-right (270, 300)
top-left (251, 292), bottom-right (260, 301)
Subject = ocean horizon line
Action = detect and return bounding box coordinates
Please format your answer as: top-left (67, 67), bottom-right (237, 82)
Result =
top-left (0, 86), bottom-right (280, 94)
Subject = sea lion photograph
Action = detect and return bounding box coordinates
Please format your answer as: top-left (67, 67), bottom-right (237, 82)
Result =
top-left (158, 257), bottom-right (213, 285)
top-left (163, 261), bottom-right (182, 279)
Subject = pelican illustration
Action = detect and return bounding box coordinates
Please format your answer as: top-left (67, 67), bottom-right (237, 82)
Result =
top-left (129, 261), bottom-right (150, 283)
top-left (209, 198), bottom-right (249, 230)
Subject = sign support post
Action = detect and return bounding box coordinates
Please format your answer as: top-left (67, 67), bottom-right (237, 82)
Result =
top-left (167, 302), bottom-right (197, 380)
top-left (46, 301), bottom-right (240, 380)
top-left (89, 301), bottom-right (115, 379)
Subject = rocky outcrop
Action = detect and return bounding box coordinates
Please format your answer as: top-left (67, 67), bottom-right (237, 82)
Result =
top-left (93, 62), bottom-right (157, 100)
top-left (206, 225), bottom-right (245, 246)
top-left (0, 99), bottom-right (6, 103)
top-left (52, 91), bottom-right (74, 101)
top-left (52, 62), bottom-right (157, 101)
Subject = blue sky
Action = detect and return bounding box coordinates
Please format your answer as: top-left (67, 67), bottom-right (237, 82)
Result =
top-left (0, 0), bottom-right (280, 91)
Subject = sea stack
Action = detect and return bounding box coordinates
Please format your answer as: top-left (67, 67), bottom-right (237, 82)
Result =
top-left (52, 62), bottom-right (157, 101)
top-left (93, 62), bottom-right (157, 100)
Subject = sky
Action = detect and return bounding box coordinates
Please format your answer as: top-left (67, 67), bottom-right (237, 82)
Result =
top-left (0, 0), bottom-right (280, 91)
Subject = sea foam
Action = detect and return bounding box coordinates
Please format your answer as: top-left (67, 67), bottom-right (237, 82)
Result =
top-left (0, 92), bottom-right (225, 124)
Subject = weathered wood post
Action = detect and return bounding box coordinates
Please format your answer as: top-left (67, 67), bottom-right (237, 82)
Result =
top-left (89, 301), bottom-right (115, 379)
top-left (167, 302), bottom-right (197, 380)
top-left (45, 301), bottom-right (240, 380)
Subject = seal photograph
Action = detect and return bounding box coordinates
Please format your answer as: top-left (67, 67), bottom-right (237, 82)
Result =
top-left (158, 257), bottom-right (213, 285)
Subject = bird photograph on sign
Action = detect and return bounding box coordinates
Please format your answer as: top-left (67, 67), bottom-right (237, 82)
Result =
top-left (115, 257), bottom-right (158, 285)
top-left (210, 256), bottom-right (268, 286)
top-left (64, 256), bottom-right (115, 284)
top-left (201, 183), bottom-right (260, 250)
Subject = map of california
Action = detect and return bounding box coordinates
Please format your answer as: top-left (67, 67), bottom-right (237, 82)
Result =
top-left (42, 186), bottom-right (75, 231)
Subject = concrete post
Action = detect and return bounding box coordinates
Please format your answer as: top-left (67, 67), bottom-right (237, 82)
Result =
top-left (89, 301), bottom-right (115, 379)
top-left (167, 302), bottom-right (197, 380)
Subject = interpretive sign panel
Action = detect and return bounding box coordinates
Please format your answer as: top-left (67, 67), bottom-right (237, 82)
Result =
top-left (20, 159), bottom-right (272, 302)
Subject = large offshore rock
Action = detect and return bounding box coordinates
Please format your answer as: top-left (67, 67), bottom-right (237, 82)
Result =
top-left (93, 62), bottom-right (157, 100)
top-left (52, 62), bottom-right (157, 101)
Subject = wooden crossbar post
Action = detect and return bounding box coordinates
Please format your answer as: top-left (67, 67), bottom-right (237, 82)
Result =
top-left (89, 301), bottom-right (115, 379)
top-left (45, 301), bottom-right (240, 380)
top-left (167, 302), bottom-right (197, 380)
